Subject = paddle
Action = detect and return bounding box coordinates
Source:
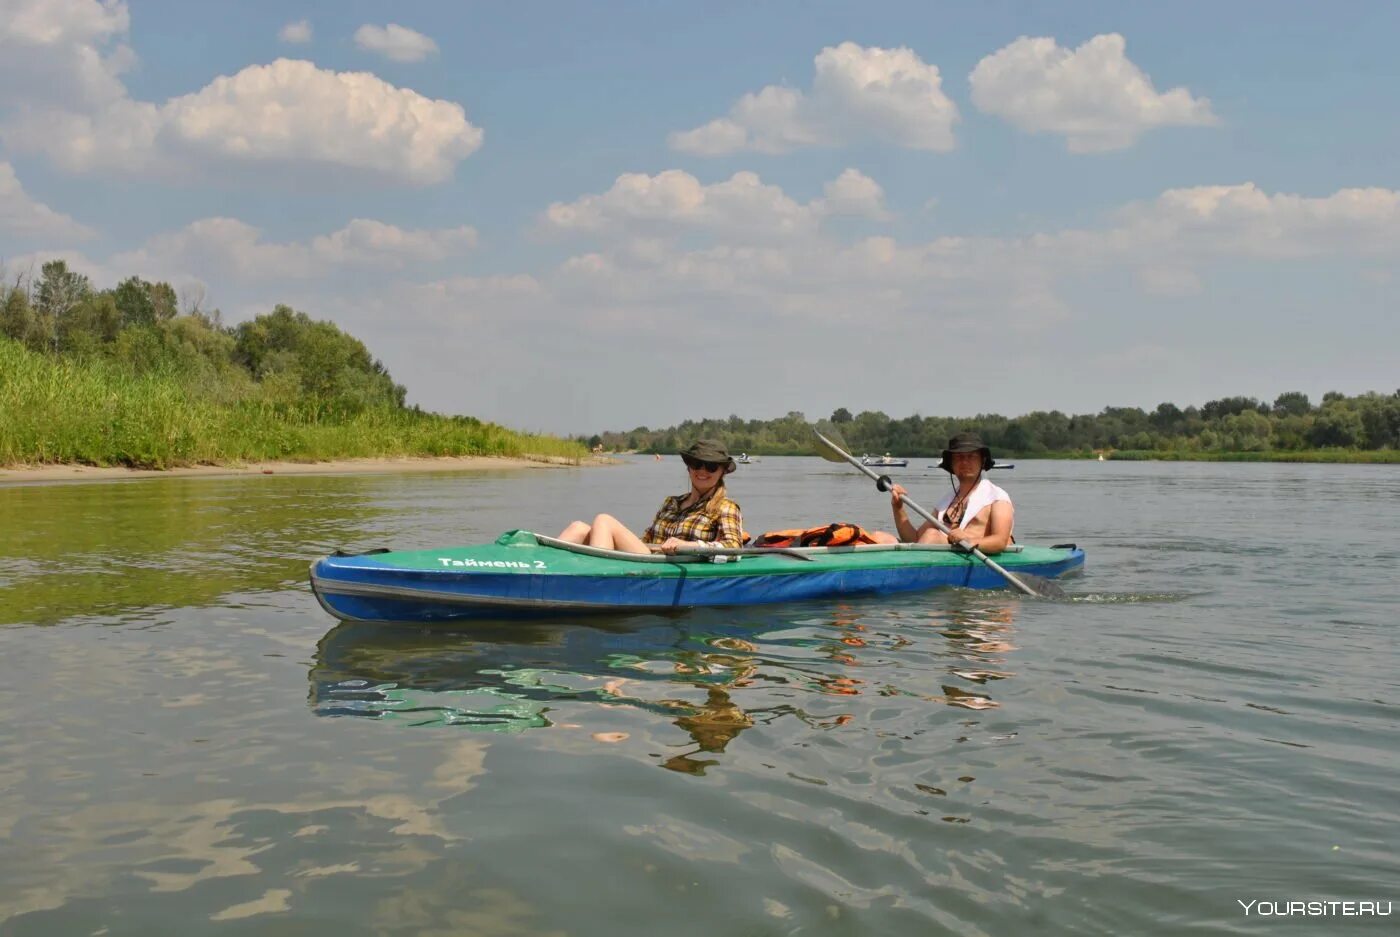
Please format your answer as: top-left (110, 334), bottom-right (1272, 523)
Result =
top-left (812, 425), bottom-right (1064, 599)
top-left (667, 546), bottom-right (814, 561)
top-left (535, 533), bottom-right (813, 562)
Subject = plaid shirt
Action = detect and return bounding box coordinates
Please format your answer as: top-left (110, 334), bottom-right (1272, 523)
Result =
top-left (643, 489), bottom-right (743, 548)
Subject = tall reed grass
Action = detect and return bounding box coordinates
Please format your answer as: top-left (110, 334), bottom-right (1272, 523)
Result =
top-left (0, 338), bottom-right (585, 468)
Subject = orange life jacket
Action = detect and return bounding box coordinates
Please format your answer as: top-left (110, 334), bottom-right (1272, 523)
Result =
top-left (751, 523), bottom-right (878, 548)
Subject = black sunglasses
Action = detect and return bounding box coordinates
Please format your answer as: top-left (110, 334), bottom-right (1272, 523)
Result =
top-left (683, 457), bottom-right (724, 472)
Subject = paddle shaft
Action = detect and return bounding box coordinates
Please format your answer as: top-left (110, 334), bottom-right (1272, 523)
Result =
top-left (814, 431), bottom-right (1042, 597)
top-left (667, 546), bottom-right (813, 561)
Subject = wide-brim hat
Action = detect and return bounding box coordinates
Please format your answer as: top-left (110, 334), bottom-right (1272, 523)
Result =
top-left (938, 432), bottom-right (994, 473)
top-left (679, 439), bottom-right (737, 474)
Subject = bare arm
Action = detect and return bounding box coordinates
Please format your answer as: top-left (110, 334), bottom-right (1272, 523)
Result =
top-left (889, 484), bottom-right (929, 543)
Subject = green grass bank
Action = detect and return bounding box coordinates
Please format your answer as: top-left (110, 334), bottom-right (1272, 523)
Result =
top-left (0, 337), bottom-right (586, 469)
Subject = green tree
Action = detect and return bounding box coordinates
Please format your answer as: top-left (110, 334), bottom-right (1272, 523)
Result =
top-left (1356, 393), bottom-right (1399, 449)
top-left (149, 281), bottom-right (178, 322)
top-left (848, 410), bottom-right (890, 453)
top-left (33, 260), bottom-right (91, 352)
top-left (1272, 391), bottom-right (1311, 417)
top-left (112, 277), bottom-right (157, 328)
top-left (1149, 402), bottom-right (1184, 434)
top-left (233, 305), bottom-right (405, 416)
top-left (1002, 419), bottom-right (1032, 452)
top-left (1019, 410), bottom-right (1072, 451)
top-left (1202, 396), bottom-right (1264, 422)
top-left (56, 293), bottom-right (121, 353)
top-left (0, 285), bottom-right (36, 345)
top-left (1272, 414), bottom-right (1311, 450)
top-left (1308, 406), bottom-right (1362, 448)
top-left (1222, 410), bottom-right (1272, 451)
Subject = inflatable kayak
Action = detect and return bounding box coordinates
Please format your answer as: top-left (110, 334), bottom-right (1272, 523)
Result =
top-left (310, 530), bottom-right (1084, 623)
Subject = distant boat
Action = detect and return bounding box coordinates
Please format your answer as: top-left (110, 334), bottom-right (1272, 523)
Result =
top-left (861, 453), bottom-right (908, 468)
top-left (1097, 453), bottom-right (1105, 462)
top-left (930, 462), bottom-right (1015, 470)
top-left (736, 453), bottom-right (759, 464)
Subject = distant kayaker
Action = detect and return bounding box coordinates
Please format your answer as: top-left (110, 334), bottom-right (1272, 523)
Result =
top-left (876, 432), bottom-right (1014, 554)
top-left (556, 439), bottom-right (743, 555)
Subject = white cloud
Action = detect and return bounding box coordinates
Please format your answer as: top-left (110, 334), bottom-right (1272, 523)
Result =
top-left (311, 218), bottom-right (477, 265)
top-left (1136, 266), bottom-right (1201, 297)
top-left (0, 161), bottom-right (96, 241)
top-left (354, 23), bottom-right (439, 63)
top-left (0, 251), bottom-right (117, 304)
top-left (544, 168), bottom-right (888, 241)
top-left (536, 181), bottom-right (1400, 347)
top-left (1111, 183), bottom-right (1400, 260)
top-left (544, 176), bottom-right (1400, 335)
top-left (159, 60), bottom-right (479, 182)
top-left (0, 4), bottom-right (480, 185)
top-left (2, 100), bottom-right (159, 174)
top-left (109, 217), bottom-right (477, 281)
top-left (0, 0), bottom-right (134, 108)
top-left (970, 33), bottom-right (1217, 152)
top-left (2, 57), bottom-right (482, 184)
top-left (278, 19), bottom-right (312, 44)
top-left (817, 168), bottom-right (892, 219)
top-left (667, 118), bottom-right (749, 157)
top-left (669, 42), bottom-right (958, 155)
top-left (13, 182), bottom-right (1395, 432)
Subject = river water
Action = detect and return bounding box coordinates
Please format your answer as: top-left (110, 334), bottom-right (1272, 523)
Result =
top-left (1, 457), bottom-right (1395, 935)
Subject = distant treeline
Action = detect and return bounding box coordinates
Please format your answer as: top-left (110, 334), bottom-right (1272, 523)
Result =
top-left (586, 392), bottom-right (1400, 461)
top-left (1, 260), bottom-right (584, 467)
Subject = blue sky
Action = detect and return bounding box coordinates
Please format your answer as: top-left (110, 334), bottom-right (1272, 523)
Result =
top-left (2, 0), bottom-right (1396, 433)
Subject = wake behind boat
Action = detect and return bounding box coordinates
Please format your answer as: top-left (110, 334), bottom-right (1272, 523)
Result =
top-left (310, 530), bottom-right (1084, 623)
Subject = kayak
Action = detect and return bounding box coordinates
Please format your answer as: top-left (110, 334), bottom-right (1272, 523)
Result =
top-left (310, 530), bottom-right (1084, 623)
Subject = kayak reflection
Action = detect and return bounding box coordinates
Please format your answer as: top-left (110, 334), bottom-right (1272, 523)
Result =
top-left (310, 614), bottom-right (776, 774)
top-left (310, 593), bottom-right (1022, 771)
top-left (314, 617), bottom-right (685, 728)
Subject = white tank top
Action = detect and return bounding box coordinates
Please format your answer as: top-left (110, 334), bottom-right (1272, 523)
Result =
top-left (935, 479), bottom-right (1013, 532)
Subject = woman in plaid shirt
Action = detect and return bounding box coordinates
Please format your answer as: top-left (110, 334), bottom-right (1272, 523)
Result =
top-left (556, 440), bottom-right (743, 555)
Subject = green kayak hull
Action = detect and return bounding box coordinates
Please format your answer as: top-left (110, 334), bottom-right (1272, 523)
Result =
top-left (310, 530), bottom-right (1085, 622)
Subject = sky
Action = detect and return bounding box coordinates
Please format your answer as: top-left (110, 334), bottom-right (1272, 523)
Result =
top-left (1, 0), bottom-right (1396, 435)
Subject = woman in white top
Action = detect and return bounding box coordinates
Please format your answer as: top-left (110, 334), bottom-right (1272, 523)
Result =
top-left (882, 432), bottom-right (1015, 555)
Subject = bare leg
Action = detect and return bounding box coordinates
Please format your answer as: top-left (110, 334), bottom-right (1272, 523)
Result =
top-left (586, 514), bottom-right (651, 554)
top-left (869, 530), bottom-right (898, 544)
top-left (556, 520), bottom-right (591, 543)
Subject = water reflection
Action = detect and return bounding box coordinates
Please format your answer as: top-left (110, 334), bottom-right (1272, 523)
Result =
top-left (935, 598), bottom-right (1019, 710)
top-left (0, 476), bottom-right (386, 625)
top-left (312, 591), bottom-right (1024, 775)
top-left (311, 617), bottom-right (772, 776)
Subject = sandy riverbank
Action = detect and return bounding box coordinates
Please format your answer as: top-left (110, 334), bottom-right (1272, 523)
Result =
top-left (0, 454), bottom-right (615, 484)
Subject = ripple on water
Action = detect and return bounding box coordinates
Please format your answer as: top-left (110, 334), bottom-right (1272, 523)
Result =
top-left (4, 463), bottom-right (1398, 936)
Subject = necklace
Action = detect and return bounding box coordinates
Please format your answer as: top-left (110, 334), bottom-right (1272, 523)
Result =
top-left (944, 481), bottom-right (977, 527)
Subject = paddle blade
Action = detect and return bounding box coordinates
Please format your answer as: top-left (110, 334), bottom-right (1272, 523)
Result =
top-left (1019, 574), bottom-right (1067, 599)
top-left (812, 421), bottom-right (852, 462)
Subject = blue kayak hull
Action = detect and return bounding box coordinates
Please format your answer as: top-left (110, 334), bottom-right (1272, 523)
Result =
top-left (310, 534), bottom-right (1085, 623)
